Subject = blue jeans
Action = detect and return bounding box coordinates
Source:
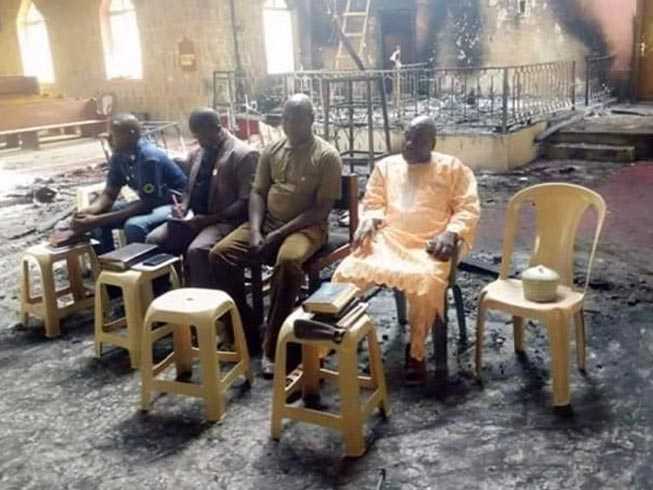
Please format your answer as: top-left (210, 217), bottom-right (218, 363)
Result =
top-left (92, 202), bottom-right (172, 254)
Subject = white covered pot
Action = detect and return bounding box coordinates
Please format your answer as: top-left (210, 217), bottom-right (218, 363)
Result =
top-left (521, 265), bottom-right (560, 303)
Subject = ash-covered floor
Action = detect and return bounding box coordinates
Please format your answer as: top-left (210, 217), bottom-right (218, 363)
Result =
top-left (0, 139), bottom-right (651, 489)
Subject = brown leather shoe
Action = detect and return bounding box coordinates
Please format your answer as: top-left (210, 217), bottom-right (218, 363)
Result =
top-left (404, 345), bottom-right (427, 385)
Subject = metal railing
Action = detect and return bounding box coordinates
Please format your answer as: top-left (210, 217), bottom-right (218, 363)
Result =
top-left (320, 74), bottom-right (391, 171)
top-left (213, 55), bottom-right (613, 135)
top-left (585, 54), bottom-right (615, 105)
top-left (506, 60), bottom-right (577, 131)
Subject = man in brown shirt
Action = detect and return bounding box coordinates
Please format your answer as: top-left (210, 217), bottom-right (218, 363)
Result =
top-left (146, 108), bottom-right (258, 288)
top-left (211, 94), bottom-right (343, 375)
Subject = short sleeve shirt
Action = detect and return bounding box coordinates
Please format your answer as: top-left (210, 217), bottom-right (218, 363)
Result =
top-left (106, 138), bottom-right (187, 206)
top-left (253, 135), bottom-right (342, 228)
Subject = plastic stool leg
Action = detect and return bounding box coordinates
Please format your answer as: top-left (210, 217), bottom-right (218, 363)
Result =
top-left (197, 324), bottom-right (224, 422)
top-left (338, 348), bottom-right (365, 457)
top-left (173, 325), bottom-right (193, 378)
top-left (67, 254), bottom-right (85, 301)
top-left (230, 308), bottom-right (253, 385)
top-left (271, 333), bottom-right (289, 440)
top-left (37, 257), bottom-right (60, 338)
top-left (20, 258), bottom-right (30, 325)
top-left (367, 329), bottom-right (390, 417)
top-left (301, 344), bottom-right (321, 401)
top-left (93, 283), bottom-right (106, 358)
top-left (124, 283), bottom-right (145, 368)
top-left (141, 318), bottom-right (155, 411)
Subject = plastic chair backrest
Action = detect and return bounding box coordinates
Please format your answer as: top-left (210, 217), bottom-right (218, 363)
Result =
top-left (499, 183), bottom-right (606, 293)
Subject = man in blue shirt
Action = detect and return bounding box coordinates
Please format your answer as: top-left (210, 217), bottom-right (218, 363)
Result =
top-left (72, 113), bottom-right (187, 253)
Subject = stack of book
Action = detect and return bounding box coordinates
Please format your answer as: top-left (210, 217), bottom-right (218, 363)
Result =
top-left (303, 282), bottom-right (367, 328)
top-left (98, 243), bottom-right (160, 272)
top-left (48, 229), bottom-right (90, 249)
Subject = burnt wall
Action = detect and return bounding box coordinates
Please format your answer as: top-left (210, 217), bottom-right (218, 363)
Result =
top-left (314, 0), bottom-right (636, 82)
top-left (478, 0), bottom-right (591, 68)
top-left (548, 0), bottom-right (608, 55)
top-left (432, 0), bottom-right (484, 67)
top-left (434, 0), bottom-right (636, 84)
top-left (578, 0), bottom-right (637, 75)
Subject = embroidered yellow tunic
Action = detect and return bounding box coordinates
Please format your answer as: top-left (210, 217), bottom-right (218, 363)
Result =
top-left (333, 152), bottom-right (481, 360)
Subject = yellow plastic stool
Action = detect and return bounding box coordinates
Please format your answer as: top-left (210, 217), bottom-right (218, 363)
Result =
top-left (140, 288), bottom-right (253, 422)
top-left (271, 308), bottom-right (390, 458)
top-left (94, 261), bottom-right (180, 368)
top-left (20, 242), bottom-right (99, 337)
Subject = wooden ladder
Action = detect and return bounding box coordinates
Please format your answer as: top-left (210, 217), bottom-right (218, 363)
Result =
top-left (335, 0), bottom-right (372, 70)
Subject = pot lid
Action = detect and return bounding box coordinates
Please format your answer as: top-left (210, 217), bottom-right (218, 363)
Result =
top-left (521, 265), bottom-right (560, 282)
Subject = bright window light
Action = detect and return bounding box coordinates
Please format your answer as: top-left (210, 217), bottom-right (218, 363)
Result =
top-left (17, 2), bottom-right (55, 84)
top-left (101, 0), bottom-right (143, 80)
top-left (263, 0), bottom-right (295, 74)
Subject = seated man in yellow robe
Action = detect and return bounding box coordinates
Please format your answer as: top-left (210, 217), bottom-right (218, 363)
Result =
top-left (333, 115), bottom-right (481, 385)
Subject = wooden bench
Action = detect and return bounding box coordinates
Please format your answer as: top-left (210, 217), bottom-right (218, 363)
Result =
top-left (0, 119), bottom-right (108, 150)
top-left (0, 75), bottom-right (108, 150)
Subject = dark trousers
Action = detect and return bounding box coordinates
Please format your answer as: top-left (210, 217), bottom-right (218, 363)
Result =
top-left (146, 221), bottom-right (236, 288)
top-left (210, 222), bottom-right (326, 367)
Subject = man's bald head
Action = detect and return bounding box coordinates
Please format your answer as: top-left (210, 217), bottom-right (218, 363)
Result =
top-left (189, 108), bottom-right (221, 132)
top-left (111, 113), bottom-right (141, 135)
top-left (188, 107), bottom-right (223, 149)
top-left (110, 113), bottom-right (141, 153)
top-left (402, 115), bottom-right (437, 165)
top-left (282, 94), bottom-right (315, 146)
top-left (408, 115), bottom-right (437, 140)
top-left (283, 93), bottom-right (315, 120)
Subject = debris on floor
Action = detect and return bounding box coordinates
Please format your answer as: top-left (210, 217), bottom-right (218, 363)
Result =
top-left (0, 143), bottom-right (651, 488)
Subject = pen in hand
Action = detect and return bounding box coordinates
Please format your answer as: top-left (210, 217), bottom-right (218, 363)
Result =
top-left (170, 190), bottom-right (184, 219)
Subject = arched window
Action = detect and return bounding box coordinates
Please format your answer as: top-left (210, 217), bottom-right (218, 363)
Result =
top-left (17, 1), bottom-right (55, 83)
top-left (263, 0), bottom-right (295, 74)
top-left (100, 0), bottom-right (143, 80)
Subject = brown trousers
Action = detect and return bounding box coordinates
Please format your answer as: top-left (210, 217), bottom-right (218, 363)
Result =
top-left (146, 221), bottom-right (236, 288)
top-left (210, 222), bottom-right (326, 365)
